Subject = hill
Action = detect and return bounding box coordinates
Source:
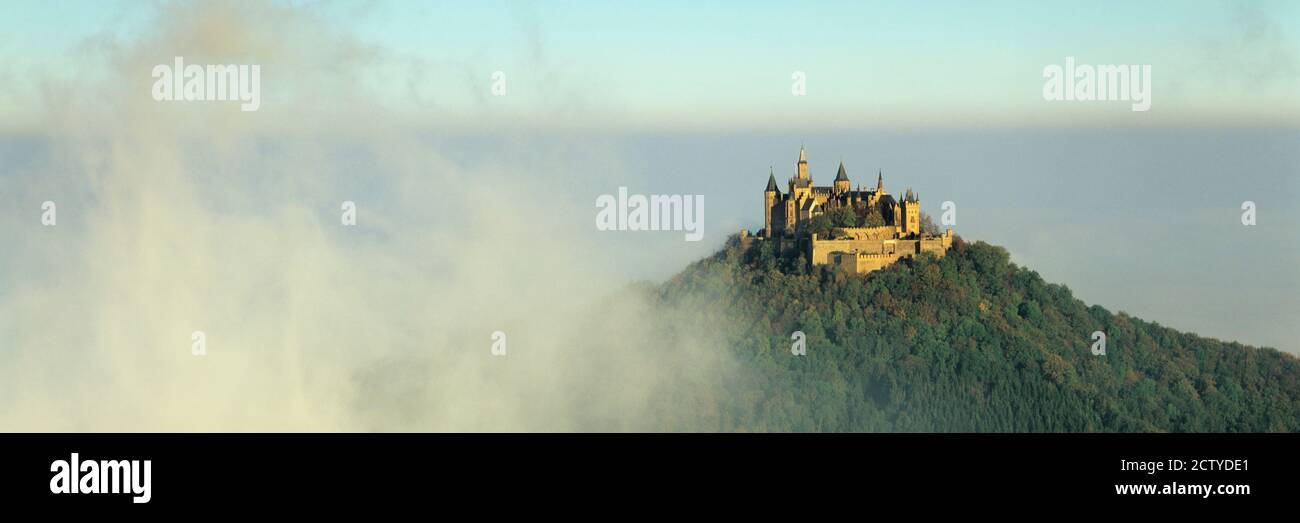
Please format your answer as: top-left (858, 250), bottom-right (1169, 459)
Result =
top-left (643, 235), bottom-right (1300, 432)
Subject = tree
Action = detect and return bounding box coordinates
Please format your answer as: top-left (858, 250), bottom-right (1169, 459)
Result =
top-left (806, 214), bottom-right (832, 238)
top-left (863, 206), bottom-right (885, 227)
top-left (828, 206), bottom-right (859, 228)
top-left (641, 239), bottom-right (1300, 432)
top-left (919, 212), bottom-right (940, 235)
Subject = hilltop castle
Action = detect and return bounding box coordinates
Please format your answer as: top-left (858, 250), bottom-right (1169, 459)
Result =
top-left (742, 146), bottom-right (953, 274)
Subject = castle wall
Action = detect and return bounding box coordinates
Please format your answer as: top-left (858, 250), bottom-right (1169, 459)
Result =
top-left (918, 229), bottom-right (954, 255)
top-left (919, 238), bottom-right (945, 254)
top-left (860, 255), bottom-right (899, 273)
top-left (830, 251), bottom-right (912, 274)
top-left (831, 226), bottom-right (896, 241)
top-left (810, 237), bottom-right (858, 265)
top-left (814, 232), bottom-right (951, 275)
top-left (810, 236), bottom-right (918, 265)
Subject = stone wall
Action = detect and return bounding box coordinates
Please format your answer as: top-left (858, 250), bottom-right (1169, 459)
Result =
top-left (815, 229), bottom-right (954, 274)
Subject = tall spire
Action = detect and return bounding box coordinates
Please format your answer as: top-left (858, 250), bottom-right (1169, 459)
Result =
top-left (876, 169), bottom-right (884, 193)
top-left (835, 161), bottom-right (849, 182)
top-left (765, 167), bottom-right (778, 192)
top-left (796, 144), bottom-right (809, 180)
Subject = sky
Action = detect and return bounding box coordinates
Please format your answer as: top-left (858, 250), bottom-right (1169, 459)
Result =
top-left (2, 0), bottom-right (1299, 129)
top-left (0, 1), bottom-right (1297, 430)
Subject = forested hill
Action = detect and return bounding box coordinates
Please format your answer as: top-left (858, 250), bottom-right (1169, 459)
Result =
top-left (648, 235), bottom-right (1300, 432)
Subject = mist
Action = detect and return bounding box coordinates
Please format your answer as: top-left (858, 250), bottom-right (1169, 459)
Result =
top-left (0, 1), bottom-right (734, 431)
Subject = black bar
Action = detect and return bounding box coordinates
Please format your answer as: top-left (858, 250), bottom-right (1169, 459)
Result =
top-left (3, 433), bottom-right (1292, 511)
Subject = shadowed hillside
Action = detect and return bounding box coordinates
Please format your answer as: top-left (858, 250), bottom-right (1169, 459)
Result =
top-left (640, 236), bottom-right (1300, 432)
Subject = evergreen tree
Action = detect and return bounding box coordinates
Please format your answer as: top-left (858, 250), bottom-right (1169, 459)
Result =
top-left (635, 235), bottom-right (1300, 432)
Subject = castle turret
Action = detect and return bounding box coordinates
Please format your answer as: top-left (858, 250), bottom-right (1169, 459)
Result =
top-left (785, 196), bottom-right (796, 234)
top-left (901, 187), bottom-right (920, 236)
top-left (764, 167), bottom-right (779, 237)
top-left (833, 161), bottom-right (850, 194)
top-left (876, 170), bottom-right (885, 194)
top-left (789, 146), bottom-right (812, 206)
top-left (797, 145), bottom-right (809, 180)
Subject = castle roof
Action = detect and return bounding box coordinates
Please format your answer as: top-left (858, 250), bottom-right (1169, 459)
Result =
top-left (835, 161), bottom-right (849, 182)
top-left (765, 168), bottom-right (778, 192)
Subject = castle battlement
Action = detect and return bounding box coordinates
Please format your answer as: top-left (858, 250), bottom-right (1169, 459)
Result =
top-left (748, 146), bottom-right (953, 274)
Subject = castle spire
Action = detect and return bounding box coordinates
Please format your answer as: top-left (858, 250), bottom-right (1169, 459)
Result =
top-left (876, 169), bottom-right (884, 193)
top-left (835, 161), bottom-right (849, 182)
top-left (796, 144), bottom-right (809, 180)
top-left (766, 167), bottom-right (778, 192)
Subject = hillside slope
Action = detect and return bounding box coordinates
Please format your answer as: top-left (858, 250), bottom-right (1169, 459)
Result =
top-left (647, 236), bottom-right (1300, 432)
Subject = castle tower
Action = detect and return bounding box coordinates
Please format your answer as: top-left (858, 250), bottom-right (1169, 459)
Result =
top-left (797, 145), bottom-right (809, 180)
top-left (876, 169), bottom-right (885, 194)
top-left (789, 146), bottom-right (812, 206)
top-left (785, 197), bottom-right (796, 234)
top-left (901, 188), bottom-right (920, 236)
top-left (909, 190), bottom-right (920, 233)
top-left (764, 167), bottom-right (778, 238)
top-left (833, 161), bottom-right (850, 195)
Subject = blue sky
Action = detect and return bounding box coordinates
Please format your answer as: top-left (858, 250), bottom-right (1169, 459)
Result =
top-left (3, 0), bottom-right (1298, 129)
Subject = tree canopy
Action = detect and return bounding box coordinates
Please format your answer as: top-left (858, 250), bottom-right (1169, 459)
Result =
top-left (636, 235), bottom-right (1300, 432)
top-left (828, 206), bottom-right (859, 228)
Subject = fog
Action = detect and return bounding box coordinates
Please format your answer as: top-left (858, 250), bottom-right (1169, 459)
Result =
top-left (0, 1), bottom-right (734, 431)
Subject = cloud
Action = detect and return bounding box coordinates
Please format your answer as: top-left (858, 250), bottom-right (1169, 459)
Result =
top-left (1201, 1), bottom-right (1300, 87)
top-left (0, 0), bottom-right (732, 431)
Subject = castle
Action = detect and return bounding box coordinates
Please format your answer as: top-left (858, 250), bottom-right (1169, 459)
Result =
top-left (742, 146), bottom-right (953, 274)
